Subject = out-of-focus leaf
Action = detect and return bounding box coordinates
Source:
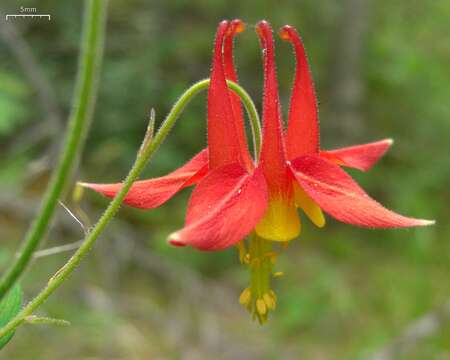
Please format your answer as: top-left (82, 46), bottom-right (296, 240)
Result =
top-left (0, 284), bottom-right (23, 350)
top-left (0, 71), bottom-right (29, 135)
top-left (0, 72), bottom-right (28, 96)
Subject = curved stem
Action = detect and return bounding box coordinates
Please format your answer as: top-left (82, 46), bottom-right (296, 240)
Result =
top-left (227, 80), bottom-right (261, 158)
top-left (0, 0), bottom-right (107, 300)
top-left (0, 78), bottom-right (260, 339)
top-left (151, 78), bottom-right (261, 158)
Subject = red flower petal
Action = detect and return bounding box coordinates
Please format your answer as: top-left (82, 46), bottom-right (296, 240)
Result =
top-left (80, 149), bottom-right (209, 209)
top-left (256, 21), bottom-right (291, 194)
top-left (279, 25), bottom-right (320, 158)
top-left (321, 139), bottom-right (393, 171)
top-left (169, 164), bottom-right (268, 250)
top-left (208, 21), bottom-right (249, 170)
top-left (223, 19), bottom-right (253, 170)
top-left (290, 154), bottom-right (434, 228)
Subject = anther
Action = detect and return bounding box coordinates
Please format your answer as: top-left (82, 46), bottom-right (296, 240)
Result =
top-left (263, 293), bottom-right (276, 310)
top-left (256, 298), bottom-right (267, 315)
top-left (239, 287), bottom-right (252, 306)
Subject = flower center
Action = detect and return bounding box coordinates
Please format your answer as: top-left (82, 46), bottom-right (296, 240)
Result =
top-left (255, 195), bottom-right (301, 241)
top-left (237, 232), bottom-right (285, 324)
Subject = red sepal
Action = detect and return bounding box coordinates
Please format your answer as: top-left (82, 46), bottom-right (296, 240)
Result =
top-left (208, 21), bottom-right (248, 170)
top-left (81, 149), bottom-right (209, 209)
top-left (279, 25), bottom-right (320, 158)
top-left (223, 19), bottom-right (253, 170)
top-left (169, 164), bottom-right (268, 250)
top-left (256, 21), bottom-right (290, 194)
top-left (321, 139), bottom-right (393, 171)
top-left (290, 154), bottom-right (434, 228)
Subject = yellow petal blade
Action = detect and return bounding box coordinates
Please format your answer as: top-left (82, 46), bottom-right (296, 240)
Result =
top-left (294, 183), bottom-right (325, 228)
top-left (255, 196), bottom-right (301, 241)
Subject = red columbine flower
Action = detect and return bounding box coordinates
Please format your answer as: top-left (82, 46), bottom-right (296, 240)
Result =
top-left (81, 20), bottom-right (433, 323)
top-left (82, 20), bottom-right (268, 250)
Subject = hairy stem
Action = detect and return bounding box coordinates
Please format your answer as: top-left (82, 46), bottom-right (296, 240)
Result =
top-left (0, 0), bottom-right (108, 300)
top-left (227, 79), bottom-right (261, 157)
top-left (0, 81), bottom-right (260, 338)
top-left (152, 78), bottom-right (261, 158)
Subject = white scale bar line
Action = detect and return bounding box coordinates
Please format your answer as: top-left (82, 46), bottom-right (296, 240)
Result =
top-left (6, 14), bottom-right (51, 21)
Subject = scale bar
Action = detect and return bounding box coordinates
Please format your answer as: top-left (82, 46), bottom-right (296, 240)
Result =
top-left (6, 14), bottom-right (51, 21)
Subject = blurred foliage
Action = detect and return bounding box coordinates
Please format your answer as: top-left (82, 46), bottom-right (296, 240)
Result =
top-left (0, 0), bottom-right (449, 359)
top-left (0, 72), bottom-right (29, 135)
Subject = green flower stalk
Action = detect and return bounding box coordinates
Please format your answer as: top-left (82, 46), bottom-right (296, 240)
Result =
top-left (0, 0), bottom-right (108, 300)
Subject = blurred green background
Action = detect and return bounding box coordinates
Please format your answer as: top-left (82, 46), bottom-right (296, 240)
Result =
top-left (0, 0), bottom-right (449, 359)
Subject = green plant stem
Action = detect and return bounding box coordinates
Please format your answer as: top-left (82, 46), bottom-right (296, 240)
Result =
top-left (153, 78), bottom-right (261, 157)
top-left (0, 78), bottom-right (260, 339)
top-left (0, 0), bottom-right (107, 300)
top-left (226, 79), bottom-right (261, 157)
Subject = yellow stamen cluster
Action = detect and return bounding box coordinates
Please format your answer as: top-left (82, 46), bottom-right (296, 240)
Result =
top-left (237, 234), bottom-right (282, 324)
top-left (237, 187), bottom-right (324, 323)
